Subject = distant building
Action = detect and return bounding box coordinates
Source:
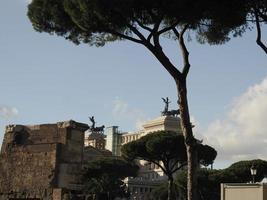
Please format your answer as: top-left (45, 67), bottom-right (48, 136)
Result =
top-left (105, 126), bottom-right (123, 156)
top-left (105, 115), bottom-right (182, 200)
top-left (106, 116), bottom-right (181, 155)
top-left (84, 130), bottom-right (106, 150)
top-left (84, 129), bottom-right (112, 160)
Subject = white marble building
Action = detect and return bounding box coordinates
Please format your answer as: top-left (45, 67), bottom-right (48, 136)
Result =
top-left (105, 115), bottom-right (182, 200)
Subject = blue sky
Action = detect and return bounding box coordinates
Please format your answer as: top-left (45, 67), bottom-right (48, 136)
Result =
top-left (1, 0), bottom-right (267, 168)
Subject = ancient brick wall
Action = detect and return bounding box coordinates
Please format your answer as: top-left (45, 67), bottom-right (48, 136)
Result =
top-left (59, 129), bottom-right (84, 163)
top-left (0, 120), bottom-right (89, 200)
top-left (1, 124), bottom-right (66, 153)
top-left (0, 143), bottom-right (58, 200)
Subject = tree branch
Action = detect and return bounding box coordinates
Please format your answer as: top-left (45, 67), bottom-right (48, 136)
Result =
top-left (172, 162), bottom-right (187, 173)
top-left (151, 161), bottom-right (168, 175)
top-left (108, 29), bottom-right (144, 44)
top-left (258, 11), bottom-right (267, 21)
top-left (145, 42), bottom-right (183, 80)
top-left (144, 17), bottom-right (182, 80)
top-left (110, 9), bottom-right (183, 81)
top-left (158, 20), bottom-right (180, 35)
top-left (111, 8), bottom-right (148, 44)
top-left (70, 17), bottom-right (145, 46)
top-left (123, 24), bottom-right (146, 42)
top-left (147, 15), bottom-right (163, 43)
top-left (169, 159), bottom-right (180, 171)
top-left (172, 27), bottom-right (180, 39)
top-left (246, 19), bottom-right (265, 22)
top-left (153, 31), bottom-right (161, 48)
top-left (171, 25), bottom-right (191, 78)
top-left (255, 11), bottom-right (267, 54)
top-left (178, 25), bottom-right (191, 77)
top-left (133, 17), bottom-right (153, 32)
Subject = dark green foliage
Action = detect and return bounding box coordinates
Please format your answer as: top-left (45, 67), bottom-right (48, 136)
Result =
top-left (172, 159), bottom-right (267, 200)
top-left (151, 183), bottom-right (168, 200)
top-left (197, 144), bottom-right (217, 167)
top-left (122, 131), bottom-right (216, 170)
top-left (122, 131), bottom-right (187, 164)
top-left (121, 131), bottom-right (216, 200)
top-left (225, 159), bottom-right (267, 183)
top-left (246, 0), bottom-right (267, 21)
top-left (27, 0), bottom-right (252, 47)
top-left (151, 182), bottom-right (180, 200)
top-left (83, 157), bottom-right (139, 200)
top-left (195, 0), bottom-right (248, 44)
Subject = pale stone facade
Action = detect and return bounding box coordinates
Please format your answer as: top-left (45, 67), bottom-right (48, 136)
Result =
top-left (106, 116), bottom-right (181, 155)
top-left (221, 183), bottom-right (267, 200)
top-left (84, 131), bottom-right (106, 150)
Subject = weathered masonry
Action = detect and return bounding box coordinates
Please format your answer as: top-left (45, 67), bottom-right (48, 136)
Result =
top-left (0, 120), bottom-right (89, 200)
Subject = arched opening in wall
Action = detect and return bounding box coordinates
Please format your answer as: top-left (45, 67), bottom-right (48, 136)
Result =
top-left (14, 133), bottom-right (23, 145)
top-left (13, 132), bottom-right (26, 145)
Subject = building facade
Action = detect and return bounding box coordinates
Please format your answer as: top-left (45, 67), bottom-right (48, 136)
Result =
top-left (105, 115), bottom-right (182, 200)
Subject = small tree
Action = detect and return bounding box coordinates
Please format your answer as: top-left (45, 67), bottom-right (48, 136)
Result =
top-left (121, 131), bottom-right (217, 200)
top-left (83, 157), bottom-right (139, 200)
top-left (225, 159), bottom-right (267, 182)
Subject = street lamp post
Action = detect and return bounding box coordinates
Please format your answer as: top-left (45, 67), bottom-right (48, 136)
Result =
top-left (250, 164), bottom-right (257, 183)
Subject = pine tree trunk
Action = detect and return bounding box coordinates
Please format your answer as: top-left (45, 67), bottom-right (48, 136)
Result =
top-left (186, 143), bottom-right (198, 200)
top-left (167, 175), bottom-right (174, 200)
top-left (146, 36), bottom-right (197, 200)
top-left (176, 78), bottom-right (198, 200)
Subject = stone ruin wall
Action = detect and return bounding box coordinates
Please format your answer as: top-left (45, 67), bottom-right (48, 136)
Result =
top-left (1, 124), bottom-right (66, 153)
top-left (0, 143), bottom-right (58, 200)
top-left (0, 121), bottom-right (89, 200)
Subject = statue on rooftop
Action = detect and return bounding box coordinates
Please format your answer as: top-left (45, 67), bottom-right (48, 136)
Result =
top-left (162, 97), bottom-right (170, 113)
top-left (88, 116), bottom-right (105, 132)
top-left (89, 116), bottom-right (95, 130)
top-left (161, 97), bottom-right (180, 117)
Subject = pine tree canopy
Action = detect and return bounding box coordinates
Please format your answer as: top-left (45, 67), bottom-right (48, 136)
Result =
top-left (28, 0), bottom-right (251, 47)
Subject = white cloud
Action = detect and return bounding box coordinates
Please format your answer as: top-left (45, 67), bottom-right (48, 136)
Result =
top-left (112, 98), bottom-right (147, 130)
top-left (0, 106), bottom-right (19, 119)
top-left (203, 77), bottom-right (267, 165)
